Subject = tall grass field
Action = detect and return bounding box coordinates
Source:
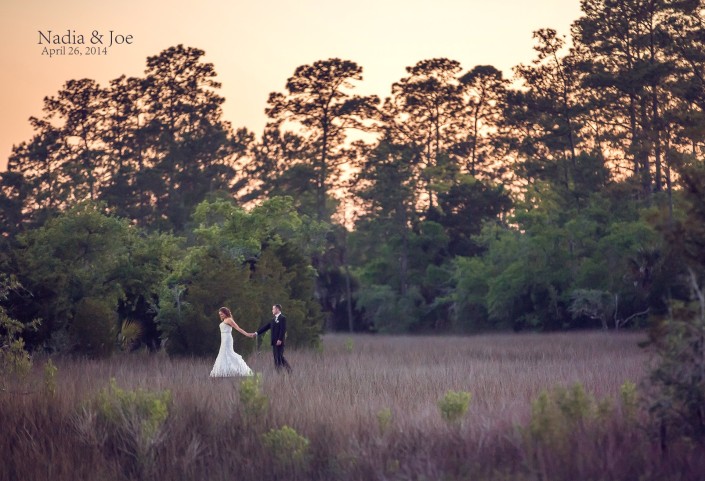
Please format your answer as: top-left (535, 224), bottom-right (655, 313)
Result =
top-left (2, 332), bottom-right (703, 480)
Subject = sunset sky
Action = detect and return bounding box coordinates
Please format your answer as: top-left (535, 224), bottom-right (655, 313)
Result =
top-left (0, 0), bottom-right (582, 171)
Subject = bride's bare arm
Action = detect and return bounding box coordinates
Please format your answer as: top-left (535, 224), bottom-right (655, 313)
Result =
top-left (225, 318), bottom-right (250, 337)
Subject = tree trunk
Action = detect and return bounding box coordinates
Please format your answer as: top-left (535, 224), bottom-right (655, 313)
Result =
top-left (639, 95), bottom-right (652, 197)
top-left (342, 227), bottom-right (354, 333)
top-left (629, 92), bottom-right (640, 178)
top-left (319, 117), bottom-right (329, 222)
top-left (652, 86), bottom-right (663, 192)
top-left (399, 205), bottom-right (409, 297)
top-left (470, 101), bottom-right (480, 176)
top-left (344, 262), bottom-right (354, 333)
top-left (665, 137), bottom-right (674, 225)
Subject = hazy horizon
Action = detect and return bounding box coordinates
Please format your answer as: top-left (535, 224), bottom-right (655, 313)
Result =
top-left (0, 0), bottom-right (582, 171)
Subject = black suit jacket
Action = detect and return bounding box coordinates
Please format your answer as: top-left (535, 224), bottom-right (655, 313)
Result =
top-left (256, 314), bottom-right (286, 346)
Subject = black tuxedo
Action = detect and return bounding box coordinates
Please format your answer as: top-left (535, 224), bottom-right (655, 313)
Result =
top-left (256, 314), bottom-right (292, 372)
top-left (257, 314), bottom-right (287, 346)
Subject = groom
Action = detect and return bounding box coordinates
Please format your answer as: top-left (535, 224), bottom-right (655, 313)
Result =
top-left (255, 304), bottom-right (292, 373)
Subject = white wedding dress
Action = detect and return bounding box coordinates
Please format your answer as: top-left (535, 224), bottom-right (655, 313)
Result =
top-left (210, 322), bottom-right (253, 377)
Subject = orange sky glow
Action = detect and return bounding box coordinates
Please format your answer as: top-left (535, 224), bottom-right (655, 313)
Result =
top-left (0, 0), bottom-right (583, 172)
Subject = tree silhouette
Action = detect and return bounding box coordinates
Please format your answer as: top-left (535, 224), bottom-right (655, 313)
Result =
top-left (458, 65), bottom-right (508, 179)
top-left (266, 58), bottom-right (379, 221)
top-left (143, 44), bottom-right (243, 231)
top-left (383, 58), bottom-right (465, 210)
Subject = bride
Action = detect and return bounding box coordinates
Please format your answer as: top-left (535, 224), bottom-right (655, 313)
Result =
top-left (210, 307), bottom-right (254, 377)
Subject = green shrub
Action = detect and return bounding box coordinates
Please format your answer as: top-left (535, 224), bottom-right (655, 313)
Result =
top-left (0, 333), bottom-right (32, 384)
top-left (620, 380), bottom-right (638, 422)
top-left (92, 378), bottom-right (171, 475)
top-left (0, 275), bottom-right (40, 387)
top-left (262, 425), bottom-right (310, 471)
top-left (43, 359), bottom-right (58, 397)
top-left (95, 378), bottom-right (171, 438)
top-left (70, 297), bottom-right (117, 358)
top-left (528, 383), bottom-right (596, 445)
top-left (438, 390), bottom-right (472, 424)
top-left (647, 277), bottom-right (705, 445)
top-left (240, 373), bottom-right (268, 420)
top-left (161, 306), bottom-right (218, 357)
top-left (377, 407), bottom-right (392, 434)
top-left (554, 383), bottom-right (592, 424)
top-left (529, 390), bottom-right (558, 442)
top-left (118, 319), bottom-right (143, 351)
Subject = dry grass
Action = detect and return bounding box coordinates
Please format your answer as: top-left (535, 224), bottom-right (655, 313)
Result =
top-left (2, 332), bottom-right (703, 481)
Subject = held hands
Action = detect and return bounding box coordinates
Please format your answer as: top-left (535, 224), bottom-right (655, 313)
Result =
top-left (276, 340), bottom-right (282, 346)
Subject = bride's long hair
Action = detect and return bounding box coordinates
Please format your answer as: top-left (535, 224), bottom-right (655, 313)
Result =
top-left (219, 307), bottom-right (232, 318)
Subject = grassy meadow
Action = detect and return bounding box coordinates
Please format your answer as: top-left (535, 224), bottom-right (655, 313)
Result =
top-left (2, 332), bottom-right (704, 481)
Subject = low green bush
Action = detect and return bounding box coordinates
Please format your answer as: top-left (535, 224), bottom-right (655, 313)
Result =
top-left (438, 390), bottom-right (472, 424)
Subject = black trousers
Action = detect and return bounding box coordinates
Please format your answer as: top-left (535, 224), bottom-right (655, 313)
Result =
top-left (272, 345), bottom-right (292, 372)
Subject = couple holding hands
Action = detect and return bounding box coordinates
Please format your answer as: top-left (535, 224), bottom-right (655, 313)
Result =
top-left (209, 304), bottom-right (292, 377)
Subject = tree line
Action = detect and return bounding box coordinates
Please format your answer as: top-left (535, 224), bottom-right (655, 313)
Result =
top-left (2, 0), bottom-right (705, 355)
